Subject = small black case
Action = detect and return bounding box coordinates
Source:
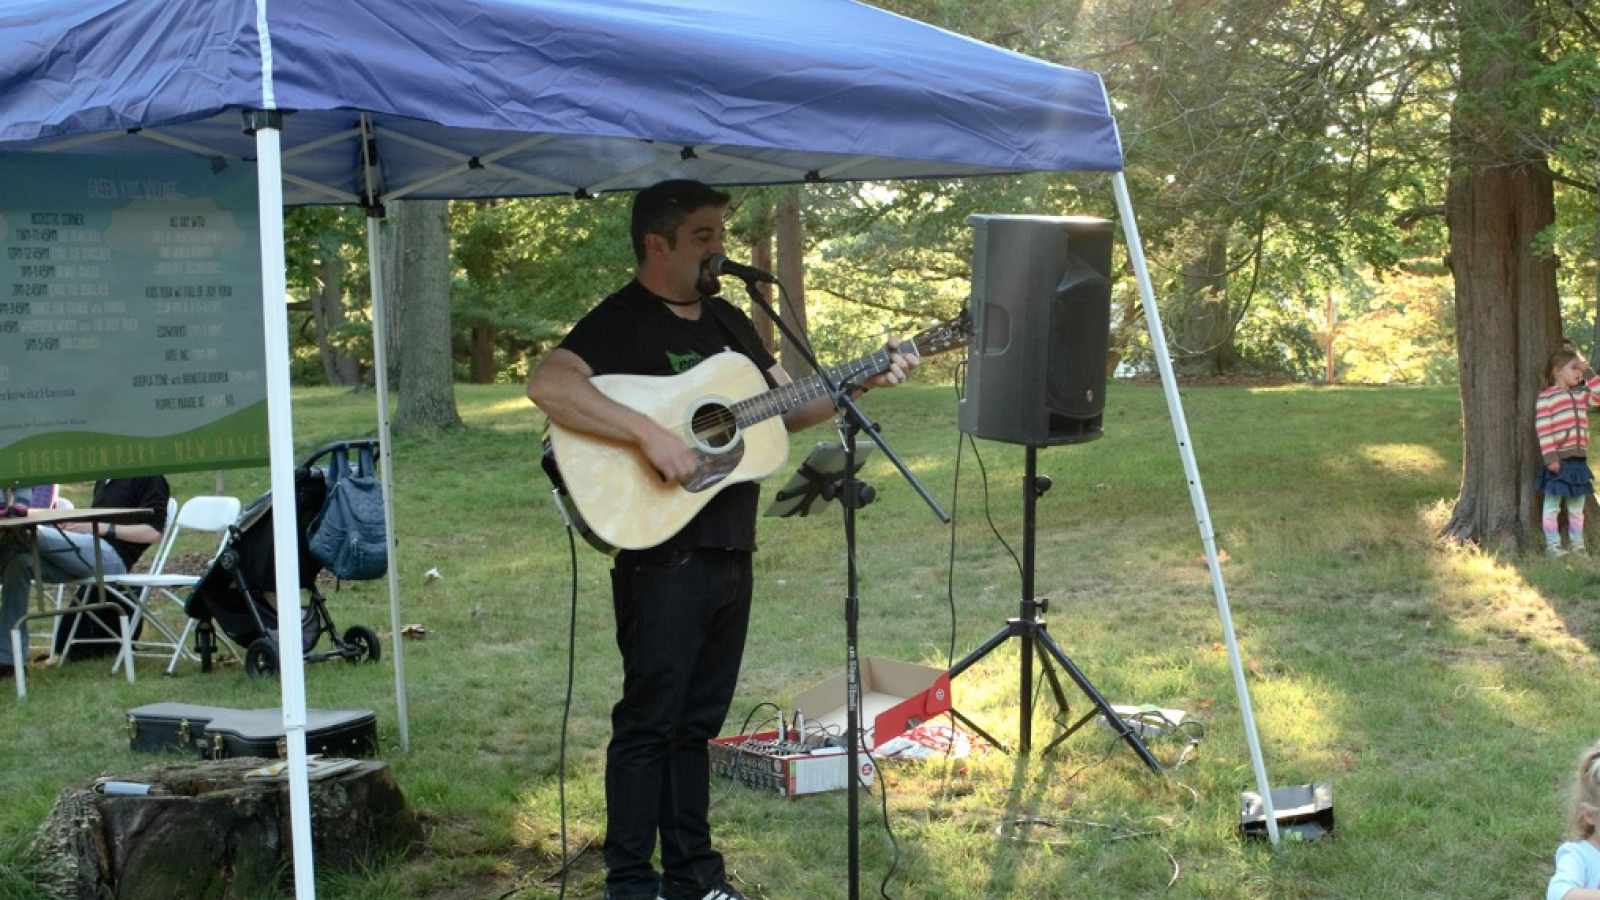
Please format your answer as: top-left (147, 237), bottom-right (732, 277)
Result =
top-left (127, 703), bottom-right (378, 759)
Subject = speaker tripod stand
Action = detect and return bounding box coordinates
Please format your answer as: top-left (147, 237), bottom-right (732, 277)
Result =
top-left (948, 445), bottom-right (1163, 771)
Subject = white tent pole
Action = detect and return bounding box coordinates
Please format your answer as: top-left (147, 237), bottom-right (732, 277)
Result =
top-left (254, 0), bottom-right (316, 889)
top-left (255, 117), bottom-right (320, 895)
top-left (366, 215), bottom-right (410, 751)
top-left (1110, 170), bottom-right (1280, 844)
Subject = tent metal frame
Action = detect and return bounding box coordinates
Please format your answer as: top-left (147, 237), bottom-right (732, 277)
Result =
top-left (3, 6), bottom-right (1286, 896)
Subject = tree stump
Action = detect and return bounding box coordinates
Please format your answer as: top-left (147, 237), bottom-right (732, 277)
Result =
top-left (30, 757), bottom-right (421, 900)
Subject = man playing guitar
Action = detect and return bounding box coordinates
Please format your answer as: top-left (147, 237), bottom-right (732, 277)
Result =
top-left (526, 178), bottom-right (916, 900)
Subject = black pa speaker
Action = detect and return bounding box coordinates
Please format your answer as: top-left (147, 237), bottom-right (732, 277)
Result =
top-left (957, 215), bottom-right (1114, 447)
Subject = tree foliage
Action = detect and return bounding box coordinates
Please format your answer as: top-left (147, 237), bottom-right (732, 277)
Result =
top-left (273, 0), bottom-right (1598, 405)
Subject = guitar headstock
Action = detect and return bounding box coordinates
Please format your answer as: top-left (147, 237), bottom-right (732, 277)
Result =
top-left (905, 308), bottom-right (973, 360)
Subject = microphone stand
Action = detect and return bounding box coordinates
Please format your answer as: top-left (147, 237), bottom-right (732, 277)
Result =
top-left (735, 275), bottom-right (947, 900)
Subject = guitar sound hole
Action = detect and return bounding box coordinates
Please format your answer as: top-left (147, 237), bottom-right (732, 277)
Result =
top-left (691, 404), bottom-right (738, 450)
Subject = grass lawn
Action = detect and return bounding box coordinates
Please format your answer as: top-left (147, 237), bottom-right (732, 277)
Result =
top-left (3, 379), bottom-right (1597, 900)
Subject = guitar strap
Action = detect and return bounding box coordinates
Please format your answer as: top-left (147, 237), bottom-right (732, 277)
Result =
top-left (699, 295), bottom-right (776, 381)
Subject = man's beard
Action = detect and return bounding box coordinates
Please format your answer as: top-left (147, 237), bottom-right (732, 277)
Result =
top-left (696, 266), bottom-right (721, 298)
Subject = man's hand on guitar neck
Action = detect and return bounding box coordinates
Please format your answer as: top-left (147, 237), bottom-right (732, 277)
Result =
top-left (781, 335), bottom-right (919, 432)
top-left (861, 335), bottom-right (918, 390)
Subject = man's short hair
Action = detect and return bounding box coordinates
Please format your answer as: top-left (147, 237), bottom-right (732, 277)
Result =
top-left (631, 179), bottom-right (731, 263)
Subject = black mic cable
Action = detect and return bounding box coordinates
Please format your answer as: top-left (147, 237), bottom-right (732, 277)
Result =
top-left (555, 523), bottom-right (579, 900)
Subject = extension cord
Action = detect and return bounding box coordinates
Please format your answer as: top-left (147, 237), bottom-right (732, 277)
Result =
top-left (1095, 704), bottom-right (1187, 740)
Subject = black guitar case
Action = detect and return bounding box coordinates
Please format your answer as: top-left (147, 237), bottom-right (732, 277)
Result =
top-left (126, 702), bottom-right (378, 760)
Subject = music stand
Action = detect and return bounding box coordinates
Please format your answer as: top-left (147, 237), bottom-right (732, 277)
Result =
top-left (734, 277), bottom-right (949, 900)
top-left (763, 440), bottom-right (875, 518)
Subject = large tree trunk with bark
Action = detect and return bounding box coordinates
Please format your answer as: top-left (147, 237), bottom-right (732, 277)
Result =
top-left (312, 250), bottom-right (362, 387)
top-left (1175, 228), bottom-right (1237, 378)
top-left (775, 189), bottom-right (808, 382)
top-left (750, 232), bottom-right (778, 356)
top-left (392, 199), bottom-right (464, 435)
top-left (1442, 0), bottom-right (1562, 552)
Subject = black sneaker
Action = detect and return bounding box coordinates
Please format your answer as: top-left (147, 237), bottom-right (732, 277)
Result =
top-left (658, 885), bottom-right (745, 900)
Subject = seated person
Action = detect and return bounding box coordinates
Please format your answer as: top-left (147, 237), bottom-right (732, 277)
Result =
top-left (6, 483), bottom-right (57, 515)
top-left (0, 476), bottom-right (170, 675)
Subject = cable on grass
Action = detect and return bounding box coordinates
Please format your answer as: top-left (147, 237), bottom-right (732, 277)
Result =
top-left (554, 524), bottom-right (580, 900)
top-left (993, 815), bottom-right (1183, 889)
top-left (860, 742), bottom-right (902, 900)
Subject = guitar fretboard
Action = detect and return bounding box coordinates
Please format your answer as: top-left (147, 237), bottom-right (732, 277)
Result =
top-left (731, 338), bottom-right (923, 428)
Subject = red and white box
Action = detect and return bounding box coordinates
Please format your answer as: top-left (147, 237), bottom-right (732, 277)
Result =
top-left (791, 657), bottom-right (953, 750)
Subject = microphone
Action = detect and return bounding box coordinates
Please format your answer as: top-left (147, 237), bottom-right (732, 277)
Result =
top-left (708, 254), bottom-right (777, 284)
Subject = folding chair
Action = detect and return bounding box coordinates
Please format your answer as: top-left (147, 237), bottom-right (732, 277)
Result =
top-left (102, 495), bottom-right (241, 676)
top-left (42, 497), bottom-right (177, 670)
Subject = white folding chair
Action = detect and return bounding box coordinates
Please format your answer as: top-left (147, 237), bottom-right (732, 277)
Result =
top-left (102, 495), bottom-right (241, 676)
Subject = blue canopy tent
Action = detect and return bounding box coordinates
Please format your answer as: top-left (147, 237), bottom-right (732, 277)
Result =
top-left (1, 0), bottom-right (1280, 893)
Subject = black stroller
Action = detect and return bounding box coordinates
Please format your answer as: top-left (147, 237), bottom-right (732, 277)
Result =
top-left (184, 440), bottom-right (385, 679)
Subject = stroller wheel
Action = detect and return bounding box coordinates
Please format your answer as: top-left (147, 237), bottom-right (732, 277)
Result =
top-left (196, 622), bottom-right (217, 673)
top-left (245, 637), bottom-right (279, 680)
top-left (342, 625), bottom-right (381, 664)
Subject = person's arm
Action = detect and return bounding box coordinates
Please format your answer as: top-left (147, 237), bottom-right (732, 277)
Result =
top-left (59, 516), bottom-right (161, 544)
top-left (1548, 844), bottom-right (1600, 900)
top-left (72, 520), bottom-right (161, 545)
top-left (1537, 392), bottom-right (1565, 471)
top-left (780, 336), bottom-right (919, 433)
top-left (527, 347), bottom-right (701, 484)
top-left (1584, 363), bottom-right (1600, 407)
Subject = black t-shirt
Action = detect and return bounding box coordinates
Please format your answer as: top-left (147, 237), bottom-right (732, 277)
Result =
top-left (557, 280), bottom-right (778, 552)
top-left (92, 476), bottom-right (171, 568)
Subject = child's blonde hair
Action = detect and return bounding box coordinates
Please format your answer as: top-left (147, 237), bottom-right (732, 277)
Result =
top-left (1567, 744), bottom-right (1600, 839)
top-left (1547, 350), bottom-right (1582, 388)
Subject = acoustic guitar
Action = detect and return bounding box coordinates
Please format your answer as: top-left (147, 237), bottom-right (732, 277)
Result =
top-left (541, 313), bottom-right (972, 553)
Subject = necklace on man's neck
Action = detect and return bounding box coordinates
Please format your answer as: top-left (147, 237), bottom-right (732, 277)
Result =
top-left (660, 295), bottom-right (702, 308)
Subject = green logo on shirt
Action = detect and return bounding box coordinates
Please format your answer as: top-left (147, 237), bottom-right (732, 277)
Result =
top-left (667, 350), bottom-right (703, 373)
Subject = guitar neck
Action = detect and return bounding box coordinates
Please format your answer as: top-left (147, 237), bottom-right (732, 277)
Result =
top-left (732, 339), bottom-right (921, 427)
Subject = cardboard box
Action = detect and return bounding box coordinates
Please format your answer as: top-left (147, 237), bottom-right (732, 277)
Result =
top-left (792, 657), bottom-right (952, 750)
top-left (709, 730), bottom-right (874, 798)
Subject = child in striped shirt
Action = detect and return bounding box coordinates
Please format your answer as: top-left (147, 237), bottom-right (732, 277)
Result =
top-left (1535, 349), bottom-right (1600, 557)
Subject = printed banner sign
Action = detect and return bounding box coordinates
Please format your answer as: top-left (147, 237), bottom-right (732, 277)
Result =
top-left (0, 152), bottom-right (268, 484)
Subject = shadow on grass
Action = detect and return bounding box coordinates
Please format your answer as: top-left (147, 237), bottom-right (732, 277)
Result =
top-left (980, 749), bottom-right (1061, 900)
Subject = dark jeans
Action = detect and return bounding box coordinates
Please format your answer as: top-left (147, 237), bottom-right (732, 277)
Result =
top-left (604, 547), bottom-right (752, 900)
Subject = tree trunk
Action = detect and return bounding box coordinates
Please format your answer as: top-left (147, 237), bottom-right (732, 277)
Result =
top-left (1175, 228), bottom-right (1236, 378)
top-left (1442, 0), bottom-right (1561, 552)
top-left (751, 232), bottom-right (778, 356)
top-left (775, 189), bottom-right (808, 382)
top-left (32, 758), bottom-right (419, 900)
top-left (1590, 192), bottom-right (1599, 371)
top-left (393, 199), bottom-right (464, 435)
top-left (469, 324), bottom-right (496, 384)
top-left (312, 250), bottom-right (362, 387)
